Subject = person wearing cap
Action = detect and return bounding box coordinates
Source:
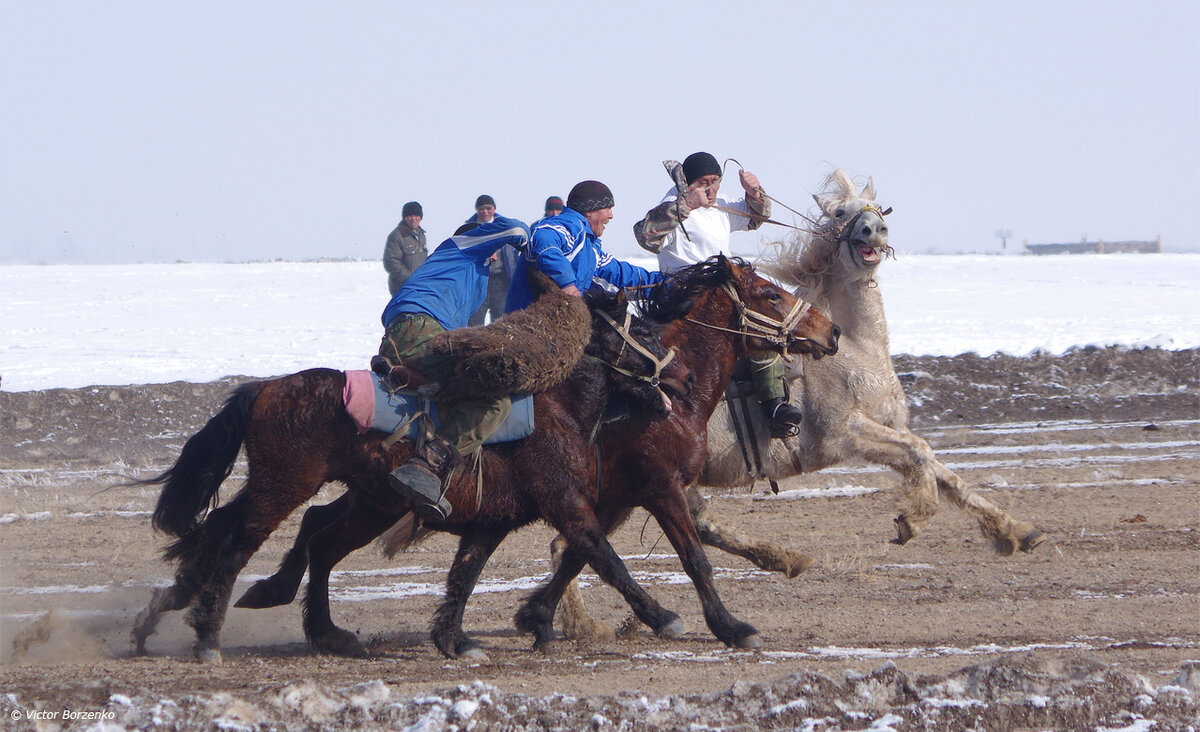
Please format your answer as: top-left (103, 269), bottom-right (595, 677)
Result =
top-left (505, 180), bottom-right (663, 313)
top-left (541, 195), bottom-right (564, 220)
top-left (634, 152), bottom-right (800, 438)
top-left (383, 201), bottom-right (428, 295)
top-left (379, 216), bottom-right (531, 521)
top-left (465, 195), bottom-right (516, 326)
top-left (467, 194), bottom-right (497, 224)
top-left (633, 152), bottom-right (770, 271)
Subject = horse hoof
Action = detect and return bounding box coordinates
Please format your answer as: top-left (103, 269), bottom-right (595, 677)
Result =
top-left (784, 553), bottom-right (816, 578)
top-left (533, 639), bottom-right (562, 655)
top-left (1019, 530), bottom-right (1047, 553)
top-left (194, 647), bottom-right (223, 664)
top-left (460, 647), bottom-right (489, 663)
top-left (892, 515), bottom-right (916, 545)
top-left (735, 633), bottom-right (762, 650)
top-left (656, 618), bottom-right (686, 640)
top-left (234, 580), bottom-right (294, 609)
top-left (992, 535), bottom-right (1019, 557)
top-left (311, 628), bottom-right (368, 658)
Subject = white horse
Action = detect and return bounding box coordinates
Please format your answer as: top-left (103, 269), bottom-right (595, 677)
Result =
top-left (556, 170), bottom-right (1044, 640)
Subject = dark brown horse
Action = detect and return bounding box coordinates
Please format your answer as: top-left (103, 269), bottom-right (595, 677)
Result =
top-left (242, 257), bottom-right (841, 657)
top-left (132, 288), bottom-right (693, 662)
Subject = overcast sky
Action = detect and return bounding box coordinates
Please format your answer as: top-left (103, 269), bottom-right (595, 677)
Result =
top-left (2, 0), bottom-right (1196, 265)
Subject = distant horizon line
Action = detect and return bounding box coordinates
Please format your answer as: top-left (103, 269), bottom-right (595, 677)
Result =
top-left (3, 247), bottom-right (1200, 267)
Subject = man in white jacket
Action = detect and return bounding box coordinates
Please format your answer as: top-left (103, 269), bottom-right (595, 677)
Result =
top-left (634, 152), bottom-right (802, 438)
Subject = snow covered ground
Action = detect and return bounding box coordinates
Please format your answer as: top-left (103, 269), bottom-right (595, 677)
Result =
top-left (2, 253), bottom-right (1197, 392)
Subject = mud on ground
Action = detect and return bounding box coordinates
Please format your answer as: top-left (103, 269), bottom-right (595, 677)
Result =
top-left (1, 346), bottom-right (1197, 730)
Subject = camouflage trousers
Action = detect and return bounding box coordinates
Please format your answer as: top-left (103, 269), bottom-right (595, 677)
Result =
top-left (749, 352), bottom-right (789, 402)
top-left (378, 313), bottom-right (512, 454)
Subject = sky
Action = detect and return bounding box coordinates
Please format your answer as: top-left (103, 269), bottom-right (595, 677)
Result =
top-left (1, 1), bottom-right (1197, 266)
top-left (2, 253), bottom-right (1196, 391)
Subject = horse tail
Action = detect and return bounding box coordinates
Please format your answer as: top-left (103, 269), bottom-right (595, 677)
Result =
top-left (144, 382), bottom-right (263, 537)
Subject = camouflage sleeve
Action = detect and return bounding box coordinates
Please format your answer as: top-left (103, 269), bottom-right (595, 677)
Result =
top-left (633, 197), bottom-right (692, 253)
top-left (745, 192), bottom-right (770, 231)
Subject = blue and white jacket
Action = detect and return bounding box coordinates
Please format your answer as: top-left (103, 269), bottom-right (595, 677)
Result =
top-left (382, 216), bottom-right (530, 330)
top-left (505, 207), bottom-right (663, 312)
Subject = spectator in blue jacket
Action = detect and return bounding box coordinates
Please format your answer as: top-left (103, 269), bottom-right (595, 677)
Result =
top-left (379, 215), bottom-right (530, 521)
top-left (505, 180), bottom-right (663, 313)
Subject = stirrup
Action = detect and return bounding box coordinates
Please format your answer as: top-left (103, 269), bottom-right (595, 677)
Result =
top-left (764, 398), bottom-right (802, 439)
top-left (388, 462), bottom-right (452, 521)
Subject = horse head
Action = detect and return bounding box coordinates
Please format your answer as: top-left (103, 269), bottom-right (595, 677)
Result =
top-left (813, 169), bottom-right (891, 272)
top-left (758, 170), bottom-right (892, 294)
top-left (584, 287), bottom-right (693, 420)
top-left (645, 255), bottom-right (840, 360)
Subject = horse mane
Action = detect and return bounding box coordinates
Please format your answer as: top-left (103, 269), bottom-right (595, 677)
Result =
top-left (757, 169), bottom-right (881, 302)
top-left (642, 255), bottom-right (751, 323)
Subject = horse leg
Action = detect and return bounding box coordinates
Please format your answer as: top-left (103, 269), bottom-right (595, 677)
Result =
top-left (301, 495), bottom-right (401, 657)
top-left (687, 485), bottom-right (815, 577)
top-left (845, 413), bottom-right (942, 544)
top-left (552, 535), bottom-right (616, 643)
top-left (235, 494), bottom-right (352, 609)
top-left (929, 459), bottom-right (1046, 555)
top-left (431, 529), bottom-right (507, 660)
top-left (645, 486), bottom-right (760, 649)
top-left (184, 492), bottom-right (283, 663)
top-left (131, 531), bottom-right (208, 653)
top-left (521, 510), bottom-right (684, 649)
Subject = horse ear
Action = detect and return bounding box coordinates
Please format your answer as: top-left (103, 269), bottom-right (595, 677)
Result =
top-left (861, 177), bottom-right (876, 202)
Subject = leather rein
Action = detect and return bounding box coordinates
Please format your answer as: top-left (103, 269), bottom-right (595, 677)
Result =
top-left (582, 308), bottom-right (677, 388)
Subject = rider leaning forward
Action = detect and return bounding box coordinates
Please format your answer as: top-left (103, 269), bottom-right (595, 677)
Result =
top-left (379, 216), bottom-right (531, 521)
top-left (383, 180), bottom-right (662, 522)
top-left (633, 151), bottom-right (803, 438)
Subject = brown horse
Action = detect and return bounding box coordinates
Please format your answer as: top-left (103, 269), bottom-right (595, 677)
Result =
top-left (132, 288), bottom-right (693, 662)
top-left (245, 256), bottom-right (841, 655)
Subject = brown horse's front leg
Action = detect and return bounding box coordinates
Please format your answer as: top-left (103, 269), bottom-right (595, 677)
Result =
top-left (646, 484), bottom-right (760, 649)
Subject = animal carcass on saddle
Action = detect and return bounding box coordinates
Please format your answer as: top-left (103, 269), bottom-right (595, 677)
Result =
top-left (350, 268), bottom-right (593, 454)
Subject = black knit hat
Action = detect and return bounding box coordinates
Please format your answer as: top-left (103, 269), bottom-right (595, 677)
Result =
top-left (566, 181), bottom-right (614, 214)
top-left (402, 201), bottom-right (422, 218)
top-left (475, 194), bottom-right (496, 209)
top-left (682, 152), bottom-right (722, 184)
top-left (544, 195), bottom-right (564, 212)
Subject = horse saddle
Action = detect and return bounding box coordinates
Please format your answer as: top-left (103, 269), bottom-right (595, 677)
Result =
top-left (342, 369), bottom-right (535, 444)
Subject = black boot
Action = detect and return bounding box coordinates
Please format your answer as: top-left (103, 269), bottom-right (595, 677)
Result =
top-left (762, 397), bottom-right (803, 438)
top-left (388, 436), bottom-right (460, 522)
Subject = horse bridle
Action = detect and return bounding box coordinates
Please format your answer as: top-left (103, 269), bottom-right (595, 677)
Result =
top-left (584, 307), bottom-right (677, 388)
top-left (685, 280), bottom-right (813, 356)
top-left (821, 204), bottom-right (893, 256)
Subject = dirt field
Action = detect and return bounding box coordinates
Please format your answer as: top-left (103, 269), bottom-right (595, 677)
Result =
top-left (1, 346), bottom-right (1198, 730)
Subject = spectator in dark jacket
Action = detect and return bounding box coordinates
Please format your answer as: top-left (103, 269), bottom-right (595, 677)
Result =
top-left (384, 201), bottom-right (428, 295)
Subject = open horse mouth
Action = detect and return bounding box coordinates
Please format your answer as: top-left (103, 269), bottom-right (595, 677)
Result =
top-left (858, 244), bottom-right (882, 264)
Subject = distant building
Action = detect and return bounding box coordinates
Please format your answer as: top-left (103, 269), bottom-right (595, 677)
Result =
top-left (1023, 236), bottom-right (1161, 255)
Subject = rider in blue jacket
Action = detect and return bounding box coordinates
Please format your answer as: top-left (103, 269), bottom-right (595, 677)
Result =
top-left (505, 180), bottom-right (663, 313)
top-left (379, 216), bottom-right (530, 522)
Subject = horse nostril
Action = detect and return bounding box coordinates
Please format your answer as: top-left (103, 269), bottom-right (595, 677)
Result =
top-left (832, 325), bottom-right (842, 339)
